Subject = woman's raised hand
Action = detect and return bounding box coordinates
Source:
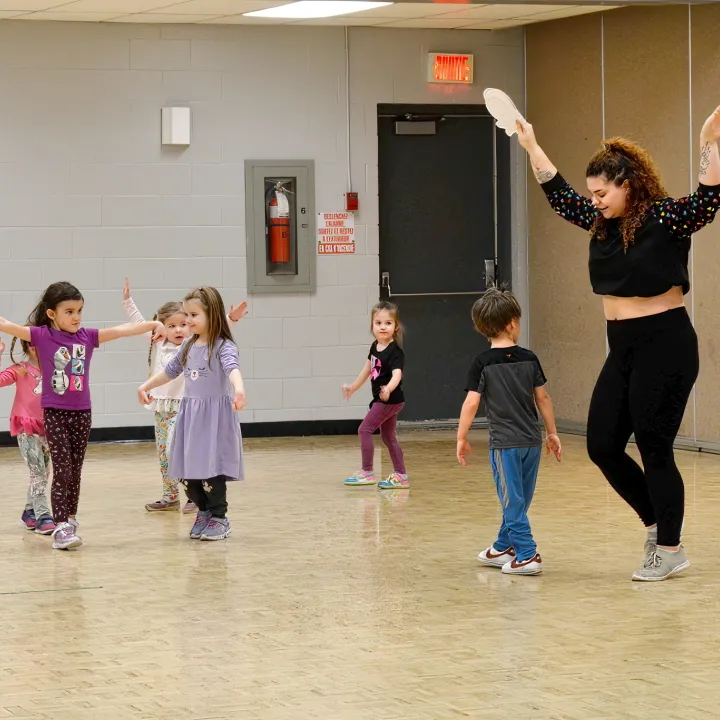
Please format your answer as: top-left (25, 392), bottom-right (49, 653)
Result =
top-left (701, 104), bottom-right (720, 143)
top-left (515, 118), bottom-right (538, 152)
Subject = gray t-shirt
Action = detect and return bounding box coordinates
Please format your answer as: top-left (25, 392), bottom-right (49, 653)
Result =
top-left (465, 346), bottom-right (547, 450)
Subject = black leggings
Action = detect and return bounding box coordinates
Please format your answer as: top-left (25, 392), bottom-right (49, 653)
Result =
top-left (183, 476), bottom-right (228, 518)
top-left (586, 308), bottom-right (698, 547)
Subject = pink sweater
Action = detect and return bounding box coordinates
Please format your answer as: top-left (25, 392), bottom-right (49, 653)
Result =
top-left (0, 361), bottom-right (44, 437)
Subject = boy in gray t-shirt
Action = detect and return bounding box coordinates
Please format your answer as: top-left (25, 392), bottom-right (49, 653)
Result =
top-left (457, 287), bottom-right (561, 576)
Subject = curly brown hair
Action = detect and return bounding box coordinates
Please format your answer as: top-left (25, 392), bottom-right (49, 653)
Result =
top-left (586, 137), bottom-right (667, 251)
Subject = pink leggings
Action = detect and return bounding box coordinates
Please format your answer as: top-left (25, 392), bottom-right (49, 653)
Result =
top-left (359, 402), bottom-right (405, 474)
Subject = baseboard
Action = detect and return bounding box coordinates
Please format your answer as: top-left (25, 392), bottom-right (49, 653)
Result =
top-left (0, 419), bottom-right (363, 448)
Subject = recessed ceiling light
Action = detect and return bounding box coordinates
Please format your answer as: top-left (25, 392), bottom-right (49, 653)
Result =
top-left (244, 2), bottom-right (393, 20)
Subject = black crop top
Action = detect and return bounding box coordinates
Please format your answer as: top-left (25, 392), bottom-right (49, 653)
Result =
top-left (541, 173), bottom-right (720, 297)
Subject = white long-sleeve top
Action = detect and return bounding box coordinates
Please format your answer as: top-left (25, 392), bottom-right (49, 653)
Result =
top-left (123, 297), bottom-right (185, 412)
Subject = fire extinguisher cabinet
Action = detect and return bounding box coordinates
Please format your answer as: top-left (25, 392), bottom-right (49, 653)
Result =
top-left (245, 159), bottom-right (316, 294)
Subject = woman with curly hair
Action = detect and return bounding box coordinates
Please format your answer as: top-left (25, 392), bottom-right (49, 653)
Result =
top-left (516, 105), bottom-right (720, 581)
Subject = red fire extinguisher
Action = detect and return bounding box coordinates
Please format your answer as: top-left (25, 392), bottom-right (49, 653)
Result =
top-left (268, 187), bottom-right (291, 264)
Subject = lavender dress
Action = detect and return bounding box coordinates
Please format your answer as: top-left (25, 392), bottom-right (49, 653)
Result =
top-left (164, 339), bottom-right (244, 481)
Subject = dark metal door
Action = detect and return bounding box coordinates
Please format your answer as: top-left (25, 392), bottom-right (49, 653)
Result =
top-left (378, 105), bottom-right (511, 422)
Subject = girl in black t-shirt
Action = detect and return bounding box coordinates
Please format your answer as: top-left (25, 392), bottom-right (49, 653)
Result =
top-left (342, 302), bottom-right (408, 489)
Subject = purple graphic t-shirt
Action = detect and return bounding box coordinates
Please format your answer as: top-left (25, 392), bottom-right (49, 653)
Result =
top-left (30, 326), bottom-right (100, 410)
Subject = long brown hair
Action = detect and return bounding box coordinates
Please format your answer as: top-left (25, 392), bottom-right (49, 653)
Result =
top-left (586, 137), bottom-right (666, 251)
top-left (179, 287), bottom-right (233, 369)
top-left (370, 301), bottom-right (404, 347)
top-left (12, 281), bottom-right (84, 364)
top-left (148, 301), bottom-right (184, 371)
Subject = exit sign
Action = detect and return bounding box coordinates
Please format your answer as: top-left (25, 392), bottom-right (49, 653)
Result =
top-left (428, 53), bottom-right (474, 84)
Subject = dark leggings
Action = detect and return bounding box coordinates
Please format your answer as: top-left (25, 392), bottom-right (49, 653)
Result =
top-left (44, 408), bottom-right (92, 524)
top-left (586, 308), bottom-right (698, 547)
top-left (184, 476), bottom-right (228, 518)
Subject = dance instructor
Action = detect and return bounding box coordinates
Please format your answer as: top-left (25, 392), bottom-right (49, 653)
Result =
top-left (516, 105), bottom-right (720, 581)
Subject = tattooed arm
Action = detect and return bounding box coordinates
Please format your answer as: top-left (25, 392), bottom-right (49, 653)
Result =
top-left (515, 118), bottom-right (597, 230)
top-left (515, 119), bottom-right (558, 184)
top-left (699, 104), bottom-right (720, 186)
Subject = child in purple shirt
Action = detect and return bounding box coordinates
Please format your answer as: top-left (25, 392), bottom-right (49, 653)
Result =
top-left (0, 281), bottom-right (166, 551)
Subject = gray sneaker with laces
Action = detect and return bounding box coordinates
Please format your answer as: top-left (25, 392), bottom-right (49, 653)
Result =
top-left (190, 510), bottom-right (212, 539)
top-left (642, 521), bottom-right (684, 566)
top-left (52, 522), bottom-right (83, 551)
top-left (632, 546), bottom-right (690, 582)
top-left (200, 517), bottom-right (231, 541)
top-left (643, 527), bottom-right (657, 566)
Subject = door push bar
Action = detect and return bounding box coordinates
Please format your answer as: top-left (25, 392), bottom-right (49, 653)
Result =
top-left (381, 260), bottom-right (496, 299)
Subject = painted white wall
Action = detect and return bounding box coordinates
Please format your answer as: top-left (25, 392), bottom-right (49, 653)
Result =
top-left (0, 19), bottom-right (524, 430)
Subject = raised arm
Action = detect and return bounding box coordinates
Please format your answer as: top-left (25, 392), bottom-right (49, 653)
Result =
top-left (699, 104), bottom-right (720, 187)
top-left (516, 119), bottom-right (598, 231)
top-left (656, 107), bottom-right (720, 236)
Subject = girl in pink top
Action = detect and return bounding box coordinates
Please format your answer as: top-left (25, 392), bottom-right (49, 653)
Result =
top-left (0, 336), bottom-right (56, 536)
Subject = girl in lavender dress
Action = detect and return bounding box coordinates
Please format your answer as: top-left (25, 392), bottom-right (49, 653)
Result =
top-left (138, 287), bottom-right (246, 542)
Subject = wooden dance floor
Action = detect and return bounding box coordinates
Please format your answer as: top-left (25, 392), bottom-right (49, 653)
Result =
top-left (0, 431), bottom-right (717, 719)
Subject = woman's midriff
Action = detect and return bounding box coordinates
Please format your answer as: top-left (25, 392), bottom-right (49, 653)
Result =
top-left (602, 286), bottom-right (685, 321)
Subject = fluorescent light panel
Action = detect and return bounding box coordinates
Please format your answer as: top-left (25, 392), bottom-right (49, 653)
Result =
top-left (244, 2), bottom-right (393, 19)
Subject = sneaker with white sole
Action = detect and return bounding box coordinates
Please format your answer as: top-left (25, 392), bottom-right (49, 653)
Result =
top-left (632, 546), bottom-right (690, 582)
top-left (502, 553), bottom-right (542, 576)
top-left (643, 521), bottom-right (684, 566)
top-left (344, 470), bottom-right (376, 486)
top-left (200, 517), bottom-right (231, 541)
top-left (478, 546), bottom-right (516, 568)
top-left (377, 473), bottom-right (409, 490)
top-left (189, 510), bottom-right (212, 539)
top-left (52, 522), bottom-right (83, 550)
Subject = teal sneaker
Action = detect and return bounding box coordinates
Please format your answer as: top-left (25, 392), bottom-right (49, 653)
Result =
top-left (344, 471), bottom-right (376, 486)
top-left (377, 473), bottom-right (409, 490)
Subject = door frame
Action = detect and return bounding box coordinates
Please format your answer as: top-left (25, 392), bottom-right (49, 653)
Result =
top-left (376, 103), bottom-right (521, 427)
top-left (376, 103), bottom-right (523, 338)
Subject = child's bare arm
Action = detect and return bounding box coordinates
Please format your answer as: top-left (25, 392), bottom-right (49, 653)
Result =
top-left (342, 360), bottom-right (371, 400)
top-left (457, 391), bottom-right (481, 466)
top-left (534, 385), bottom-right (561, 461)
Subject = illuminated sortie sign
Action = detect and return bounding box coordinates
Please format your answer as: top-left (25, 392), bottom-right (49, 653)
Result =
top-left (428, 53), bottom-right (474, 84)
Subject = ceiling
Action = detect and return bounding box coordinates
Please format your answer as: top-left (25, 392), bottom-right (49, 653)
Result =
top-left (0, 0), bottom-right (620, 30)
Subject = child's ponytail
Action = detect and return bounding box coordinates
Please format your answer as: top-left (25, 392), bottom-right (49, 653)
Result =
top-left (147, 312), bottom-right (159, 376)
top-left (9, 336), bottom-right (29, 365)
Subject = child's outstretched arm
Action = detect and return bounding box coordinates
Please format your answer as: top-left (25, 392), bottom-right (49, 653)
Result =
top-left (99, 320), bottom-right (166, 344)
top-left (534, 385), bottom-right (561, 461)
top-left (0, 340), bottom-right (19, 387)
top-left (138, 369), bottom-right (171, 405)
top-left (457, 391), bottom-right (481, 466)
top-left (0, 318), bottom-right (31, 343)
top-left (342, 360), bottom-right (371, 400)
top-left (227, 301), bottom-right (248, 324)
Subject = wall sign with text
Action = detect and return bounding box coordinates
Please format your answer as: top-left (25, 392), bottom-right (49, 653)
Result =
top-left (317, 212), bottom-right (355, 254)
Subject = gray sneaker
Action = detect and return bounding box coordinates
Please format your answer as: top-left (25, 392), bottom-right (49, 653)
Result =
top-left (642, 521), bottom-right (684, 566)
top-left (200, 517), bottom-right (231, 541)
top-left (52, 522), bottom-right (83, 551)
top-left (632, 546), bottom-right (690, 582)
top-left (190, 510), bottom-right (212, 539)
top-left (643, 527), bottom-right (658, 566)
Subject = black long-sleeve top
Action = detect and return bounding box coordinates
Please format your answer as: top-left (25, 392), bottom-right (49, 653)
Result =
top-left (541, 172), bottom-right (720, 297)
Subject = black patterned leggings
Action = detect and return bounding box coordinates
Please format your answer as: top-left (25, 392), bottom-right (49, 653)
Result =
top-left (44, 408), bottom-right (92, 524)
